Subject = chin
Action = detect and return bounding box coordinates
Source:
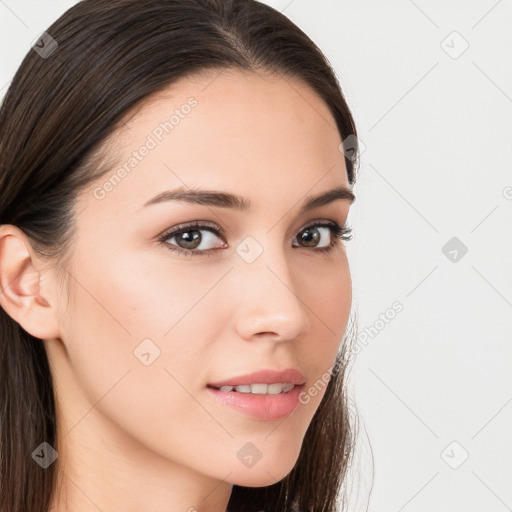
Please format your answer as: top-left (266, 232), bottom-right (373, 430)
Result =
top-left (227, 454), bottom-right (300, 488)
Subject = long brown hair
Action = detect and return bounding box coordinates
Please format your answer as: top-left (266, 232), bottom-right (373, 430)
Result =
top-left (0, 1), bottom-right (362, 510)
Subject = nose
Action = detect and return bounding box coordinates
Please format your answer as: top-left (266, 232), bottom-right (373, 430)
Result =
top-left (232, 242), bottom-right (312, 343)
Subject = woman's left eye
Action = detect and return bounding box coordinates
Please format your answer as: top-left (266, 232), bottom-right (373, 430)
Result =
top-left (157, 220), bottom-right (352, 257)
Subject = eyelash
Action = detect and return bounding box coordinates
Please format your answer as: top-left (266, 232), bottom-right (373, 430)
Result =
top-left (157, 220), bottom-right (353, 257)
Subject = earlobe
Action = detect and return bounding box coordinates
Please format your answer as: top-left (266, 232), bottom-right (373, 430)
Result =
top-left (0, 224), bottom-right (61, 340)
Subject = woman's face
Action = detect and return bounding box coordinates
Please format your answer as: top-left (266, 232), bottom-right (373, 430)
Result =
top-left (47, 69), bottom-right (354, 489)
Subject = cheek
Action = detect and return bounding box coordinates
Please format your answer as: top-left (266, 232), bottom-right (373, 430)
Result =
top-left (302, 253), bottom-right (352, 351)
top-left (298, 254), bottom-right (351, 405)
top-left (64, 248), bottom-right (237, 386)
top-left (59, 254), bottom-right (242, 471)
top-left (63, 250), bottom-right (223, 383)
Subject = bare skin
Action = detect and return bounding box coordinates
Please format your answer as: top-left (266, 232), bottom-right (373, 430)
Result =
top-left (0, 68), bottom-right (354, 512)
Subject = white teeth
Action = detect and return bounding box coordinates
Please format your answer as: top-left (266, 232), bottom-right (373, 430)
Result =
top-left (216, 383), bottom-right (295, 394)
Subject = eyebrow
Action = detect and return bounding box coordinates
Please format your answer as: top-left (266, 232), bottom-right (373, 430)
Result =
top-left (141, 185), bottom-right (355, 214)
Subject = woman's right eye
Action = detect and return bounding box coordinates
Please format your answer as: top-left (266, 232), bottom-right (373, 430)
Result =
top-left (157, 221), bottom-right (227, 257)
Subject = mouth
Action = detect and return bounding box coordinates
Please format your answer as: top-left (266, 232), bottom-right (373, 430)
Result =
top-left (207, 382), bottom-right (298, 395)
top-left (206, 383), bottom-right (305, 421)
top-left (207, 368), bottom-right (306, 391)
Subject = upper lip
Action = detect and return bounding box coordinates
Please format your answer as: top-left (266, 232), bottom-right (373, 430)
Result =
top-left (208, 368), bottom-right (306, 388)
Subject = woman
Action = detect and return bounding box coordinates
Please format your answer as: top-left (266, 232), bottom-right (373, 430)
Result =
top-left (0, 0), bottom-right (362, 510)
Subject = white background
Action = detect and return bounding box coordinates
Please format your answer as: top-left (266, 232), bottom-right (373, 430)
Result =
top-left (1, 1), bottom-right (511, 511)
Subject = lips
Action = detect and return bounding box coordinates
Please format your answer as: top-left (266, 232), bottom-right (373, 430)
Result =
top-left (208, 368), bottom-right (306, 388)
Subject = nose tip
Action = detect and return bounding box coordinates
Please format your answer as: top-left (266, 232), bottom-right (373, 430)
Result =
top-left (233, 260), bottom-right (311, 343)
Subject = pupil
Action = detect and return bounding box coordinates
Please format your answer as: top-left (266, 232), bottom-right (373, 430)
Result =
top-left (178, 230), bottom-right (200, 249)
top-left (301, 228), bottom-right (319, 247)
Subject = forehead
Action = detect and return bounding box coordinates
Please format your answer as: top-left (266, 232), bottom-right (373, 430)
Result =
top-left (81, 68), bottom-right (349, 216)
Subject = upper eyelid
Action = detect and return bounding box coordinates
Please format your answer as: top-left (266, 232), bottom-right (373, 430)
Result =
top-left (159, 220), bottom-right (225, 240)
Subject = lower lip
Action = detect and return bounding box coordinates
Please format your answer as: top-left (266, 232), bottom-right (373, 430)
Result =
top-left (206, 384), bottom-right (304, 421)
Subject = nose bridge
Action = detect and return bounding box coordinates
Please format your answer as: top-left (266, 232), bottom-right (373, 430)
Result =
top-left (232, 232), bottom-right (311, 341)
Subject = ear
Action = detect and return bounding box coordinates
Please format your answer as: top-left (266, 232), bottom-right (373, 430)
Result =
top-left (0, 224), bottom-right (61, 340)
